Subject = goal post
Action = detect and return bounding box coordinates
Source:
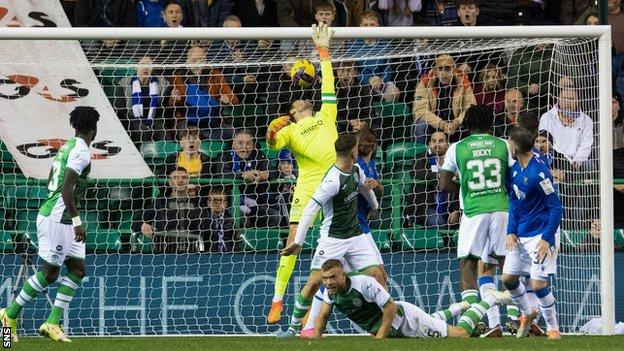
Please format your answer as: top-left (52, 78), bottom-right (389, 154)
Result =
top-left (0, 25), bottom-right (615, 336)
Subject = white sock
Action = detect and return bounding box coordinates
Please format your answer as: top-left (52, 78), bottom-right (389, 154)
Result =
top-left (272, 294), bottom-right (283, 303)
top-left (535, 287), bottom-right (558, 332)
top-left (303, 288), bottom-right (324, 330)
top-left (478, 276), bottom-right (501, 328)
top-left (505, 280), bottom-right (533, 315)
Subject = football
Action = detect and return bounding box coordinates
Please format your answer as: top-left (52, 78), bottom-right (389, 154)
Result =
top-left (290, 58), bottom-right (316, 88)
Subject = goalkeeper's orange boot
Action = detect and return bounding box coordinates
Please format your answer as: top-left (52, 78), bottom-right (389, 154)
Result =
top-left (39, 322), bottom-right (72, 342)
top-left (0, 308), bottom-right (18, 343)
top-left (268, 300), bottom-right (283, 324)
top-left (547, 329), bottom-right (562, 340)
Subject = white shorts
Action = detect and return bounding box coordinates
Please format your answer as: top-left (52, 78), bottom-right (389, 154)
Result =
top-left (37, 215), bottom-right (85, 266)
top-left (457, 212), bottom-right (508, 262)
top-left (396, 301), bottom-right (448, 338)
top-left (502, 233), bottom-right (560, 281)
top-left (310, 235), bottom-right (379, 271)
top-left (364, 233), bottom-right (384, 266)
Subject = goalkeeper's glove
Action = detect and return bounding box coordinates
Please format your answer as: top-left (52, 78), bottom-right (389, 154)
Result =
top-left (312, 22), bottom-right (334, 49)
top-left (267, 116), bottom-right (291, 145)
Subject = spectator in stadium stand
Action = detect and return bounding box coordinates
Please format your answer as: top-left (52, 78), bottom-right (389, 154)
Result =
top-left (507, 43), bottom-right (553, 116)
top-left (161, 127), bottom-right (213, 195)
top-left (343, 0), bottom-right (367, 26)
top-left (335, 61), bottom-right (378, 134)
top-left (455, 0), bottom-right (479, 26)
top-left (346, 11), bottom-right (395, 97)
top-left (476, 0), bottom-right (516, 25)
top-left (136, 0), bottom-right (166, 27)
top-left (493, 88), bottom-right (525, 138)
top-left (74, 0), bottom-right (136, 27)
top-left (169, 46), bottom-right (238, 141)
top-left (213, 129), bottom-right (281, 228)
top-left (609, 0), bottom-right (624, 55)
top-left (277, 0), bottom-right (347, 27)
top-left (132, 167), bottom-right (206, 254)
top-left (412, 54), bottom-right (475, 143)
top-left (375, 0), bottom-right (422, 26)
top-left (560, 0), bottom-right (594, 24)
top-left (210, 15), bottom-right (259, 104)
top-left (201, 187), bottom-right (237, 252)
top-left (583, 11), bottom-right (600, 25)
top-left (264, 56), bottom-right (319, 117)
top-left (145, 1), bottom-right (189, 66)
top-left (115, 56), bottom-right (171, 143)
top-left (614, 89), bottom-right (624, 149)
top-left (474, 64), bottom-right (506, 117)
top-left (412, 131), bottom-right (460, 228)
top-left (423, 0), bottom-right (458, 26)
top-left (270, 149), bottom-right (298, 227)
top-left (176, 0), bottom-right (234, 27)
top-left (231, 0), bottom-right (278, 27)
top-left (539, 88), bottom-right (594, 169)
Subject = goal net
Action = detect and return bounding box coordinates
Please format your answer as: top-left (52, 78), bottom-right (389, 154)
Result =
top-left (0, 25), bottom-right (615, 336)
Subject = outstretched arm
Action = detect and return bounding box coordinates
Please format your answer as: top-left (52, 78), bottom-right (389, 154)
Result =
top-left (313, 23), bottom-right (337, 125)
top-left (314, 302), bottom-right (333, 338)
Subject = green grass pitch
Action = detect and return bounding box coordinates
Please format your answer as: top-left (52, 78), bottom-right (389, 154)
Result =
top-left (11, 336), bottom-right (624, 351)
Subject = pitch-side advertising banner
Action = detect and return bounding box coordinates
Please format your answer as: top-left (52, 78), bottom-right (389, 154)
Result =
top-left (0, 0), bottom-right (152, 179)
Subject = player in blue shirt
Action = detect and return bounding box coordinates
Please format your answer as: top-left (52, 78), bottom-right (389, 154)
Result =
top-left (502, 127), bottom-right (563, 341)
top-left (300, 127), bottom-right (388, 338)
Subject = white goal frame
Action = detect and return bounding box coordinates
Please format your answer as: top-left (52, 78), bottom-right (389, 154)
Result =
top-left (0, 25), bottom-right (614, 335)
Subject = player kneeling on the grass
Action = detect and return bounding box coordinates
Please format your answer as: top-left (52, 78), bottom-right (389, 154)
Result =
top-left (313, 259), bottom-right (510, 339)
top-left (277, 133), bottom-right (384, 338)
top-left (1, 106), bottom-right (99, 343)
top-left (503, 127), bottom-right (563, 340)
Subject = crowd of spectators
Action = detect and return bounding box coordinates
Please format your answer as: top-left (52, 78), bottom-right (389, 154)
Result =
top-left (54, 0), bottom-right (624, 252)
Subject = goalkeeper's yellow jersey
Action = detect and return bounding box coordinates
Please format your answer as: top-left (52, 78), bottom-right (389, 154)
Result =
top-left (270, 59), bottom-right (338, 195)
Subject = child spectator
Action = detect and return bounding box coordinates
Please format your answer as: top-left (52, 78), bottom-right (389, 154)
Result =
top-left (161, 127), bottom-right (213, 181)
top-left (474, 64), bottom-right (506, 117)
top-left (456, 0), bottom-right (479, 26)
top-left (201, 187), bottom-right (237, 252)
top-left (271, 149), bottom-right (298, 227)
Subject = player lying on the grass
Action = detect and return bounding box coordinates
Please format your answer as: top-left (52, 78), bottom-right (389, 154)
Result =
top-left (503, 127), bottom-right (563, 340)
top-left (277, 133), bottom-right (386, 338)
top-left (1, 106), bottom-right (99, 343)
top-left (266, 22), bottom-right (339, 324)
top-left (313, 259), bottom-right (511, 339)
top-left (300, 126), bottom-right (388, 338)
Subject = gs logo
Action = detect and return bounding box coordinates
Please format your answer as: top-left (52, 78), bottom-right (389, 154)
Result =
top-left (318, 250), bottom-right (325, 256)
top-left (55, 245), bottom-right (63, 252)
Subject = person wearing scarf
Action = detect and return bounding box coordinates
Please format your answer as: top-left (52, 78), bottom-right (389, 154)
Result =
top-left (118, 56), bottom-right (169, 142)
top-left (538, 88), bottom-right (593, 168)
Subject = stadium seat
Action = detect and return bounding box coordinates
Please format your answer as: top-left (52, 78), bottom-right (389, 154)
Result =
top-left (129, 232), bottom-right (153, 254)
top-left (239, 228), bottom-right (285, 252)
top-left (370, 230), bottom-right (392, 252)
top-left (560, 230), bottom-right (588, 246)
top-left (108, 186), bottom-right (134, 210)
top-left (374, 102), bottom-right (413, 145)
top-left (16, 209), bottom-right (38, 235)
top-left (0, 231), bottom-right (14, 253)
top-left (86, 230), bottom-right (122, 253)
top-left (615, 229), bottom-right (624, 248)
top-left (399, 228), bottom-right (445, 250)
top-left (259, 141), bottom-right (280, 161)
top-left (383, 142), bottom-right (427, 176)
top-left (140, 141), bottom-right (180, 161)
top-left (2, 185), bottom-right (48, 209)
top-left (200, 141), bottom-right (225, 158)
top-left (83, 186), bottom-right (109, 209)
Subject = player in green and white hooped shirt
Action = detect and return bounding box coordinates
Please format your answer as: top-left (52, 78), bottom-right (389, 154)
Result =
top-left (313, 259), bottom-right (512, 339)
top-left (439, 105), bottom-right (510, 337)
top-left (277, 134), bottom-right (383, 338)
top-left (0, 106), bottom-right (99, 343)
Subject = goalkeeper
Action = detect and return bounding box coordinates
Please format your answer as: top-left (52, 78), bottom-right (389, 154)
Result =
top-left (266, 22), bottom-right (338, 324)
